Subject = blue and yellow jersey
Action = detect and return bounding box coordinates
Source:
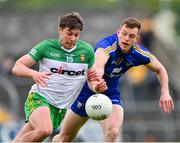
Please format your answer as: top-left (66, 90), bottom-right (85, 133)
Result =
top-left (94, 33), bottom-right (153, 91)
top-left (76, 34), bottom-right (153, 101)
top-left (71, 34), bottom-right (154, 114)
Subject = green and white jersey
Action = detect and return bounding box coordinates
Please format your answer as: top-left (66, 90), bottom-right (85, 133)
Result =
top-left (28, 39), bottom-right (94, 109)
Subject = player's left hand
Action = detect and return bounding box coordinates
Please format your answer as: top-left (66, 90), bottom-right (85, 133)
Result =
top-left (88, 69), bottom-right (99, 81)
top-left (159, 93), bottom-right (174, 114)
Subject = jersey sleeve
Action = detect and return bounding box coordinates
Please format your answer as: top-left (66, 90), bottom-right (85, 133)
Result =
top-left (134, 45), bottom-right (153, 65)
top-left (28, 40), bottom-right (47, 61)
top-left (87, 45), bottom-right (95, 69)
top-left (94, 37), bottom-right (116, 58)
top-left (95, 40), bottom-right (110, 52)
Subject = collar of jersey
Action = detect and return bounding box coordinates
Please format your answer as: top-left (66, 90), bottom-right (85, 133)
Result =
top-left (61, 45), bottom-right (76, 53)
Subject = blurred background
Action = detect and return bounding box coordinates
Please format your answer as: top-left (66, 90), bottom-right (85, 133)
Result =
top-left (0, 0), bottom-right (180, 142)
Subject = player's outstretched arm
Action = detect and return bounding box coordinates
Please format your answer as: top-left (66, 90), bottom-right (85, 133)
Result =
top-left (145, 55), bottom-right (174, 114)
top-left (94, 48), bottom-right (109, 78)
top-left (87, 48), bottom-right (109, 93)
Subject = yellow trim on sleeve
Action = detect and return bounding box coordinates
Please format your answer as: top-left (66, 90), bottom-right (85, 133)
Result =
top-left (133, 45), bottom-right (153, 59)
top-left (104, 42), bottom-right (117, 54)
top-left (96, 48), bottom-right (110, 58)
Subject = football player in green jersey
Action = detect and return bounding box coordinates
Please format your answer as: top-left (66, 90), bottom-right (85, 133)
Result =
top-left (12, 12), bottom-right (107, 142)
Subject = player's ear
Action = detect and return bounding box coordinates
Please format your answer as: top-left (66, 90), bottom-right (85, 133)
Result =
top-left (117, 27), bottom-right (121, 35)
top-left (136, 35), bottom-right (140, 42)
top-left (58, 27), bottom-right (61, 32)
top-left (58, 27), bottom-right (63, 35)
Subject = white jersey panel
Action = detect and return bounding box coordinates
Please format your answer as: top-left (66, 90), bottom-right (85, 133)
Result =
top-left (30, 58), bottom-right (88, 108)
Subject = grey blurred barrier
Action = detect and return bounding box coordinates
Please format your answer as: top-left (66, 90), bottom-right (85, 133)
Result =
top-left (0, 75), bottom-right (20, 119)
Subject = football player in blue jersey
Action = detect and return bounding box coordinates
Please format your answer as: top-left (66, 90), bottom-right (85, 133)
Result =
top-left (52, 17), bottom-right (174, 142)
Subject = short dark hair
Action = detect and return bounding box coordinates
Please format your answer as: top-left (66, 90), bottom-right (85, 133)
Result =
top-left (120, 17), bottom-right (141, 31)
top-left (58, 12), bottom-right (84, 31)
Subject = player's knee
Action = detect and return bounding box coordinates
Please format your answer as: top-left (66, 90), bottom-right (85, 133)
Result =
top-left (111, 127), bottom-right (119, 138)
top-left (106, 127), bottom-right (120, 140)
top-left (53, 133), bottom-right (74, 142)
top-left (60, 134), bottom-right (74, 142)
top-left (37, 128), bottom-right (53, 138)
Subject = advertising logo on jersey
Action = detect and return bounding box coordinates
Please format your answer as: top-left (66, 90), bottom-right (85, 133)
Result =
top-left (50, 67), bottom-right (85, 76)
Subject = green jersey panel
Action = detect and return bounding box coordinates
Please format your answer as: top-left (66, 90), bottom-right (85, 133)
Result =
top-left (28, 39), bottom-right (94, 69)
top-left (28, 39), bottom-right (95, 109)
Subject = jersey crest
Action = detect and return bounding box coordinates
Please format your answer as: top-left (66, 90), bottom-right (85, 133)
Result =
top-left (80, 54), bottom-right (86, 62)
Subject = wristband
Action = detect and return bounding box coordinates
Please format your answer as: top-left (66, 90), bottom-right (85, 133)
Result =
top-left (92, 85), bottom-right (99, 93)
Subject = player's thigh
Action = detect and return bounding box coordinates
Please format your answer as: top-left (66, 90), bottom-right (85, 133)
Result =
top-left (100, 104), bottom-right (124, 130)
top-left (29, 106), bottom-right (52, 129)
top-left (60, 109), bottom-right (88, 135)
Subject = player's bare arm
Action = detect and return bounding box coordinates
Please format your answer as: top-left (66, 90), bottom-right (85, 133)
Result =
top-left (12, 54), bottom-right (52, 87)
top-left (87, 67), bottom-right (108, 93)
top-left (87, 68), bottom-right (99, 82)
top-left (87, 49), bottom-right (109, 93)
top-left (94, 48), bottom-right (109, 78)
top-left (145, 55), bottom-right (174, 114)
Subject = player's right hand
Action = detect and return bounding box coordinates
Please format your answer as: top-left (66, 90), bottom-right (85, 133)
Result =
top-left (159, 93), bottom-right (174, 114)
top-left (31, 71), bottom-right (52, 88)
top-left (95, 78), bottom-right (108, 93)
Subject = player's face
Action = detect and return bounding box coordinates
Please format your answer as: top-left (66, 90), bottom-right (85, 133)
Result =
top-left (117, 24), bottom-right (139, 53)
top-left (58, 27), bottom-right (80, 49)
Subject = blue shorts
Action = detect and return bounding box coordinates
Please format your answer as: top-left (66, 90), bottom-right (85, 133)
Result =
top-left (71, 89), bottom-right (123, 117)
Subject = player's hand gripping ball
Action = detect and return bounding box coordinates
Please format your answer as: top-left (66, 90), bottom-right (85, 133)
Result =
top-left (85, 94), bottom-right (112, 120)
